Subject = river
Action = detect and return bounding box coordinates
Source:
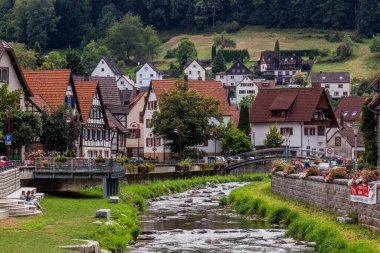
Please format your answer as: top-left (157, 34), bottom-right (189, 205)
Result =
top-left (129, 182), bottom-right (315, 253)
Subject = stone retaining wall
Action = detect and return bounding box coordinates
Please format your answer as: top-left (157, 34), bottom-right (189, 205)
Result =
top-left (0, 168), bottom-right (20, 197)
top-left (271, 172), bottom-right (380, 231)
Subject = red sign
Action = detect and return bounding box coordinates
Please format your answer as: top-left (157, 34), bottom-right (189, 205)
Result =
top-left (350, 183), bottom-right (377, 204)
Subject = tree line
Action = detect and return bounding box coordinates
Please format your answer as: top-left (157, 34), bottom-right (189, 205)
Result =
top-left (1, 0), bottom-right (380, 52)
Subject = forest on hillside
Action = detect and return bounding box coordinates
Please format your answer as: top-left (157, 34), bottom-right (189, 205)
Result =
top-left (1, 0), bottom-right (380, 51)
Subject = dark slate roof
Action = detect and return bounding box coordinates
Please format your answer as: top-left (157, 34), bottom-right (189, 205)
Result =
top-left (250, 87), bottom-right (338, 126)
top-left (335, 97), bottom-right (366, 122)
top-left (139, 62), bottom-right (161, 74)
top-left (311, 72), bottom-right (350, 83)
top-left (225, 60), bottom-right (252, 75)
top-left (102, 57), bottom-right (123, 75)
top-left (119, 89), bottom-right (133, 106)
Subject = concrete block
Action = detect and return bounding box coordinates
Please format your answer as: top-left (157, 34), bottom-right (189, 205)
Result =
top-left (0, 209), bottom-right (9, 219)
top-left (337, 216), bottom-right (356, 224)
top-left (109, 196), bottom-right (119, 204)
top-left (95, 209), bottom-right (111, 220)
top-left (58, 239), bottom-right (100, 253)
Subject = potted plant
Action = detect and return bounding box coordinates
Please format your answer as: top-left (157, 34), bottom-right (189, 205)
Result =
top-left (116, 156), bottom-right (129, 164)
top-left (176, 158), bottom-right (192, 173)
top-left (95, 156), bottom-right (106, 164)
top-left (55, 156), bottom-right (67, 163)
top-left (138, 163), bottom-right (155, 174)
top-left (271, 160), bottom-right (288, 173)
top-left (305, 166), bottom-right (320, 177)
top-left (323, 167), bottom-right (348, 182)
top-left (124, 164), bottom-right (138, 174)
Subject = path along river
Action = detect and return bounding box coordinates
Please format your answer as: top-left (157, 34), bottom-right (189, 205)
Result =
top-left (130, 182), bottom-right (315, 253)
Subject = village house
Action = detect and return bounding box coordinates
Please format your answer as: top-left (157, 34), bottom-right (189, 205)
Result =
top-left (91, 57), bottom-right (123, 80)
top-left (259, 51), bottom-right (303, 85)
top-left (235, 78), bottom-right (275, 104)
top-left (124, 91), bottom-right (147, 157)
top-left (0, 41), bottom-right (33, 111)
top-left (117, 75), bottom-right (138, 91)
top-left (75, 80), bottom-right (112, 158)
top-left (326, 96), bottom-right (366, 158)
top-left (183, 60), bottom-right (206, 80)
top-left (142, 80), bottom-right (233, 160)
top-left (250, 87), bottom-right (338, 153)
top-left (136, 62), bottom-right (162, 88)
top-left (74, 76), bottom-right (129, 157)
top-left (215, 60), bottom-right (252, 89)
top-left (311, 72), bottom-right (351, 98)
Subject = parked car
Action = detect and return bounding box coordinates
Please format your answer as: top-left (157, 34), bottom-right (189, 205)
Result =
top-left (204, 156), bottom-right (226, 164)
top-left (129, 157), bottom-right (144, 164)
top-left (288, 83), bottom-right (300, 88)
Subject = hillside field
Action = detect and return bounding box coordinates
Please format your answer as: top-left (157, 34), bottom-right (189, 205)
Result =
top-left (157, 26), bottom-right (380, 80)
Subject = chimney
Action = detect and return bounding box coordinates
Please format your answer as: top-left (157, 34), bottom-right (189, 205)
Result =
top-left (184, 74), bottom-right (188, 81)
top-left (340, 112), bottom-right (344, 128)
top-left (84, 73), bottom-right (89, 81)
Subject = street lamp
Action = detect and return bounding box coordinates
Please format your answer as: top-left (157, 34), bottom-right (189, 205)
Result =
top-left (66, 113), bottom-right (76, 156)
top-left (210, 131), bottom-right (217, 158)
top-left (5, 109), bottom-right (11, 161)
top-left (173, 128), bottom-right (182, 161)
top-left (352, 122), bottom-right (360, 170)
top-left (284, 131), bottom-right (290, 162)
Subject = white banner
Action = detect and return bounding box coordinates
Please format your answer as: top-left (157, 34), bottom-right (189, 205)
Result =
top-left (350, 183), bottom-right (378, 205)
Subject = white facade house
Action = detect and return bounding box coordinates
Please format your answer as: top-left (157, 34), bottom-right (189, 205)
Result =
top-left (311, 72), bottom-right (351, 98)
top-left (235, 78), bottom-right (275, 104)
top-left (250, 88), bottom-right (338, 152)
top-left (117, 75), bottom-right (138, 90)
top-left (142, 80), bottom-right (233, 160)
top-left (215, 60), bottom-right (252, 88)
top-left (0, 41), bottom-right (32, 111)
top-left (91, 57), bottom-right (123, 80)
top-left (184, 60), bottom-right (206, 80)
top-left (136, 63), bottom-right (162, 88)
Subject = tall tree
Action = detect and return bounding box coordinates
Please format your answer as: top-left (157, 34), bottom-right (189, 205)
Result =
top-left (81, 40), bottom-right (111, 74)
top-left (8, 42), bottom-right (38, 70)
top-left (65, 50), bottom-right (84, 75)
top-left (237, 95), bottom-right (255, 135)
top-left (0, 83), bottom-right (23, 121)
top-left (221, 121), bottom-right (251, 155)
top-left (212, 50), bottom-right (226, 74)
top-left (263, 125), bottom-right (284, 148)
top-left (12, 0), bottom-right (60, 49)
top-left (213, 32), bottom-right (236, 49)
top-left (96, 3), bottom-right (123, 37)
top-left (274, 39), bottom-right (280, 52)
top-left (175, 38), bottom-right (198, 70)
top-left (152, 80), bottom-right (222, 153)
top-left (41, 51), bottom-right (67, 69)
top-left (360, 97), bottom-right (377, 165)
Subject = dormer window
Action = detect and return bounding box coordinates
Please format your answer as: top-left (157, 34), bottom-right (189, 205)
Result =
top-left (352, 111), bottom-right (358, 116)
top-left (322, 76), bottom-right (326, 80)
top-left (314, 110), bottom-right (325, 120)
top-left (339, 76), bottom-right (343, 80)
top-left (272, 110), bottom-right (287, 118)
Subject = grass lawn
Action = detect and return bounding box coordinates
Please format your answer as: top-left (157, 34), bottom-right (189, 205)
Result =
top-left (227, 181), bottom-right (380, 252)
top-left (0, 174), bottom-right (268, 253)
top-left (157, 25), bottom-right (380, 80)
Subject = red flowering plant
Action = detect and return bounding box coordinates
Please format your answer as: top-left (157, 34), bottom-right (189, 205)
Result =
top-left (283, 165), bottom-right (298, 177)
top-left (271, 160), bottom-right (288, 173)
top-left (323, 167), bottom-right (348, 182)
top-left (349, 170), bottom-right (380, 186)
top-left (306, 166), bottom-right (320, 177)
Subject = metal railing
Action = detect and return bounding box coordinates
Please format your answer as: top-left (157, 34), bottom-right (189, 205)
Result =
top-left (0, 161), bottom-right (16, 172)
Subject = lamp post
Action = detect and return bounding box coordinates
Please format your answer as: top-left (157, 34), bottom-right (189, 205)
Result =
top-left (352, 122), bottom-right (360, 170)
top-left (210, 131), bottom-right (217, 158)
top-left (66, 113), bottom-right (76, 156)
top-left (6, 109), bottom-right (11, 161)
top-left (174, 128), bottom-right (182, 161)
top-left (284, 132), bottom-right (290, 162)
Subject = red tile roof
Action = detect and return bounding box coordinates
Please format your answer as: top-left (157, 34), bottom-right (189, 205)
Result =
top-left (129, 91), bottom-right (146, 110)
top-left (151, 80), bottom-right (232, 116)
top-left (28, 95), bottom-right (51, 112)
top-left (75, 81), bottom-right (98, 124)
top-left (23, 69), bottom-right (71, 107)
top-left (255, 80), bottom-right (276, 89)
top-left (369, 74), bottom-right (380, 88)
top-left (334, 96), bottom-right (366, 123)
top-left (250, 87), bottom-right (338, 126)
top-left (368, 94), bottom-right (380, 109)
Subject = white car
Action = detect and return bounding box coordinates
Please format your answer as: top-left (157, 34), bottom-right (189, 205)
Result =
top-left (288, 84), bottom-right (301, 88)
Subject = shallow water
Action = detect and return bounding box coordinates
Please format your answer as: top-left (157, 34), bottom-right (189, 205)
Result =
top-left (129, 182), bottom-right (314, 253)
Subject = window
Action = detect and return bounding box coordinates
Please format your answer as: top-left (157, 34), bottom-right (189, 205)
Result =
top-left (237, 69), bottom-right (241, 73)
top-left (231, 76), bottom-right (235, 79)
top-left (146, 138), bottom-right (161, 147)
top-left (304, 127), bottom-right (315, 136)
top-left (139, 74), bottom-right (142, 78)
top-left (121, 81), bottom-right (124, 84)
top-left (324, 84), bottom-right (330, 88)
top-left (150, 74), bottom-right (154, 78)
top-left (338, 84), bottom-right (343, 88)
top-left (193, 64), bottom-right (196, 68)
top-left (148, 101), bottom-right (158, 110)
top-left (334, 91), bottom-right (339, 96)
top-left (352, 111), bottom-right (358, 116)
top-left (0, 67), bottom-right (9, 82)
top-left (101, 68), bottom-right (104, 72)
top-left (197, 71), bottom-right (200, 75)
top-left (87, 129), bottom-right (91, 140)
top-left (92, 129), bottom-right (96, 140)
top-left (101, 61), bottom-right (104, 64)
top-left (242, 69), bottom-right (245, 73)
top-left (146, 119), bottom-right (153, 128)
top-left (343, 92), bottom-right (348, 97)
top-left (280, 127), bottom-right (293, 136)
top-left (239, 90), bottom-right (246, 94)
top-left (232, 69), bottom-right (235, 73)
top-left (248, 90), bottom-right (255, 94)
top-left (220, 76), bottom-right (224, 79)
top-left (335, 136), bottom-right (341, 146)
top-left (144, 66), bottom-right (148, 71)
top-left (129, 129), bottom-right (140, 138)
top-left (317, 126), bottom-right (325, 136)
top-left (272, 110), bottom-right (287, 118)
top-left (97, 130), bottom-right (101, 140)
top-left (189, 71), bottom-right (192, 74)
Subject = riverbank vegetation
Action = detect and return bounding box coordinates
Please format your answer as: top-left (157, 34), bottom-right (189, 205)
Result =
top-left (225, 181), bottom-right (380, 253)
top-left (0, 174), bottom-right (268, 252)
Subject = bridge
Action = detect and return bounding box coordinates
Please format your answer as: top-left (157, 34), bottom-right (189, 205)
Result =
top-left (226, 148), bottom-right (344, 173)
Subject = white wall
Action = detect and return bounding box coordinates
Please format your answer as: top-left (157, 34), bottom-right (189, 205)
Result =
top-left (236, 83), bottom-right (258, 104)
top-left (216, 74), bottom-right (246, 87)
top-left (136, 63), bottom-right (162, 88)
top-left (91, 59), bottom-right (116, 78)
top-left (0, 51), bottom-right (25, 110)
top-left (117, 76), bottom-right (136, 91)
top-left (184, 61), bottom-right (205, 80)
top-left (320, 82), bottom-right (350, 98)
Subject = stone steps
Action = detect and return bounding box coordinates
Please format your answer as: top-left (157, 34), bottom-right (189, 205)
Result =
top-left (0, 168), bottom-right (21, 198)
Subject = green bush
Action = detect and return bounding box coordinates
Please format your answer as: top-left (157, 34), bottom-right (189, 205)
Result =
top-left (220, 49), bottom-right (250, 62)
top-left (55, 155), bottom-right (67, 163)
top-left (164, 48), bottom-right (177, 59)
top-left (224, 21), bottom-right (241, 33)
top-left (95, 156), bottom-right (106, 163)
top-left (280, 49), bottom-right (319, 56)
top-left (115, 156), bottom-right (129, 163)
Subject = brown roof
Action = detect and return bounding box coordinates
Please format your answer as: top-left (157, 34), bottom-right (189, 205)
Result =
top-left (151, 80), bottom-right (232, 116)
top-left (368, 94), bottom-right (380, 109)
top-left (369, 74), bottom-right (380, 88)
top-left (23, 69), bottom-right (72, 107)
top-left (75, 81), bottom-right (98, 124)
top-left (28, 95), bottom-right (51, 112)
top-left (129, 91), bottom-right (146, 110)
top-left (255, 80), bottom-right (276, 89)
top-left (328, 124), bottom-right (364, 147)
top-left (311, 72), bottom-right (350, 83)
top-left (250, 87), bottom-right (338, 126)
top-left (335, 96), bottom-right (366, 122)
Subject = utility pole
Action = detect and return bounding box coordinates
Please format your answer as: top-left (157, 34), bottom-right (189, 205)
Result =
top-left (6, 109), bottom-right (10, 161)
